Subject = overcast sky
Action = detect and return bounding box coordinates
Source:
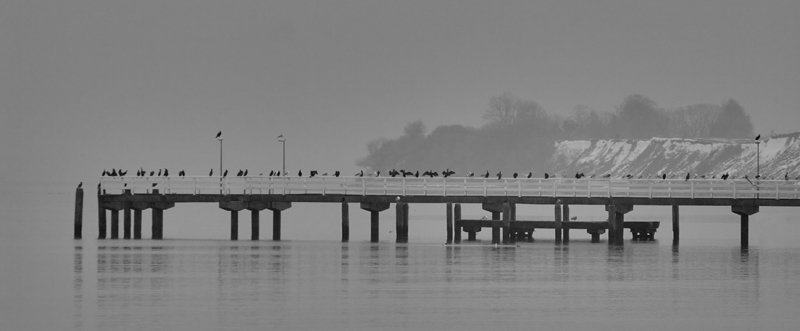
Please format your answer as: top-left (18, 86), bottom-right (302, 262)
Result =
top-left (2, 0), bottom-right (798, 187)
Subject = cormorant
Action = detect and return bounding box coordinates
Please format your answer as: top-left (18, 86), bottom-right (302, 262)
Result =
top-left (216, 131), bottom-right (222, 139)
top-left (467, 172), bottom-right (475, 177)
top-left (310, 170), bottom-right (318, 177)
top-left (102, 170), bottom-right (107, 176)
top-left (356, 170), bottom-right (363, 177)
top-left (243, 169), bottom-right (248, 176)
top-left (237, 170), bottom-right (243, 177)
top-left (513, 173), bottom-right (518, 178)
top-left (414, 171), bottom-right (419, 178)
top-left (110, 169), bottom-right (117, 177)
top-left (163, 169), bottom-right (168, 177)
top-left (269, 170), bottom-right (274, 176)
top-left (527, 172), bottom-right (532, 178)
top-left (496, 171), bottom-right (502, 180)
top-left (662, 173), bottom-right (667, 180)
top-left (298, 170), bottom-right (303, 177)
top-left (150, 171), bottom-right (155, 176)
top-left (544, 173), bottom-right (549, 179)
top-left (483, 171), bottom-right (489, 178)
top-left (152, 183), bottom-right (158, 187)
top-left (119, 170), bottom-right (127, 177)
top-left (335, 170), bottom-right (341, 177)
top-left (158, 169), bottom-right (162, 176)
top-left (755, 134), bottom-right (761, 141)
top-left (77, 182), bottom-right (82, 189)
top-left (209, 169), bottom-right (213, 176)
top-left (223, 170), bottom-right (228, 177)
top-left (685, 172), bottom-right (690, 181)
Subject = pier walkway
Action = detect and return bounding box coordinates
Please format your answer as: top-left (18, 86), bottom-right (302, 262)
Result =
top-left (77, 176), bottom-right (800, 246)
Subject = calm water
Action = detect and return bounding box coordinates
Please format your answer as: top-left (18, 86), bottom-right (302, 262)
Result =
top-left (3, 187), bottom-right (800, 330)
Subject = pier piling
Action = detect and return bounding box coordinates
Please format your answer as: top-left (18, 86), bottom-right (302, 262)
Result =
top-left (110, 210), bottom-right (119, 239)
top-left (123, 205), bottom-right (131, 239)
top-left (342, 201), bottom-right (349, 242)
top-left (562, 204), bottom-right (570, 243)
top-left (267, 202), bottom-right (292, 241)
top-left (555, 200), bottom-right (562, 244)
top-left (133, 209), bottom-right (142, 239)
top-left (672, 205), bottom-right (680, 245)
top-left (446, 202), bottom-right (453, 244)
top-left (396, 202), bottom-right (406, 243)
top-left (733, 205), bottom-right (759, 247)
top-left (361, 202), bottom-right (389, 243)
top-left (502, 203), bottom-right (511, 244)
top-left (246, 202), bottom-right (269, 241)
top-left (402, 203), bottom-right (409, 241)
top-left (454, 203), bottom-right (462, 243)
top-left (98, 207), bottom-right (106, 239)
top-left (74, 188), bottom-right (83, 239)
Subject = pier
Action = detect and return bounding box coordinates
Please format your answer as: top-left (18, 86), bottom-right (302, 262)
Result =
top-left (78, 176), bottom-right (800, 246)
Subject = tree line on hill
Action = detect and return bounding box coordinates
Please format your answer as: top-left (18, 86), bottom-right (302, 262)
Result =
top-left (357, 93), bottom-right (755, 174)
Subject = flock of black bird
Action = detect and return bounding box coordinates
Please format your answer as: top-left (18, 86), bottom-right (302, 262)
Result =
top-left (99, 167), bottom-right (799, 181)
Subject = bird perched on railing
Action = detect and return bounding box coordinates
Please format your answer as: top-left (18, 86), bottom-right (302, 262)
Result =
top-left (443, 169), bottom-right (455, 178)
top-left (164, 169), bottom-right (169, 177)
top-left (298, 170), bottom-right (303, 177)
top-left (685, 173), bottom-right (690, 181)
top-left (209, 169), bottom-right (213, 176)
top-left (223, 170), bottom-right (228, 178)
top-left (335, 170), bottom-right (341, 177)
top-left (467, 172), bottom-right (475, 177)
top-left (513, 173), bottom-right (518, 178)
top-left (310, 170), bottom-right (318, 177)
top-left (527, 172), bottom-right (533, 178)
top-left (77, 182), bottom-right (82, 189)
top-left (237, 170), bottom-right (243, 177)
top-left (483, 171), bottom-right (489, 178)
top-left (544, 173), bottom-right (549, 179)
top-left (355, 170), bottom-right (363, 177)
top-left (496, 171), bottom-right (502, 180)
top-left (243, 169), bottom-right (248, 176)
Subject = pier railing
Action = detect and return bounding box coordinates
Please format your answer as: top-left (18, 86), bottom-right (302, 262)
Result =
top-left (99, 176), bottom-right (800, 200)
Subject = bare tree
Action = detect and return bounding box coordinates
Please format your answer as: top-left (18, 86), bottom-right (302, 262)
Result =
top-left (669, 104), bottom-right (721, 138)
top-left (482, 92), bottom-right (518, 126)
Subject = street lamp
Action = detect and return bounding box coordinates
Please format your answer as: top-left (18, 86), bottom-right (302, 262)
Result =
top-left (216, 131), bottom-right (223, 177)
top-left (755, 134), bottom-right (761, 179)
top-left (278, 134), bottom-right (286, 175)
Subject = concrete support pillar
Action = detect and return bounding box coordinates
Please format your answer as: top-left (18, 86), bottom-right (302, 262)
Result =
top-left (502, 203), bottom-right (511, 244)
top-left (733, 205), bottom-right (759, 247)
top-left (403, 203), bottom-right (409, 241)
top-left (133, 209), bottom-right (142, 239)
top-left (562, 204), bottom-right (570, 243)
top-left (587, 229), bottom-right (605, 243)
top-left (396, 202), bottom-right (406, 243)
top-left (267, 202), bottom-right (292, 241)
top-left (446, 202), bottom-right (453, 244)
top-left (454, 204), bottom-right (462, 243)
top-left (219, 201), bottom-right (247, 241)
top-left (151, 208), bottom-right (163, 239)
top-left (672, 205), bottom-right (680, 245)
top-left (110, 210), bottom-right (119, 239)
top-left (74, 188), bottom-right (83, 239)
top-left (123, 206), bottom-right (132, 239)
top-left (98, 206), bottom-right (106, 240)
top-left (361, 202), bottom-right (390, 243)
top-left (554, 200), bottom-right (562, 244)
top-left (342, 201), bottom-right (349, 242)
top-left (250, 210), bottom-right (259, 241)
top-left (131, 202), bottom-right (149, 240)
top-left (606, 204), bottom-right (633, 246)
top-left (246, 201), bottom-right (269, 241)
top-left (151, 200), bottom-right (174, 240)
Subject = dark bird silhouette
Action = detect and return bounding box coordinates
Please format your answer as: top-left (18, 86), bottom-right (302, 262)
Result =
top-left (310, 170), bottom-right (318, 177)
top-left (150, 171), bottom-right (155, 176)
top-left (223, 170), bottom-right (228, 178)
top-left (356, 170), bottom-right (363, 177)
top-left (335, 170), bottom-right (340, 177)
top-left (216, 131), bottom-right (222, 139)
top-left (237, 169), bottom-right (243, 177)
top-left (119, 170), bottom-right (127, 177)
top-left (496, 171), bottom-right (502, 180)
top-left (375, 170), bottom-right (381, 177)
top-left (269, 170), bottom-right (274, 176)
top-left (243, 169), bottom-right (248, 176)
top-left (785, 172), bottom-right (789, 181)
top-left (110, 169), bottom-right (117, 177)
top-left (483, 171), bottom-right (489, 178)
top-left (414, 171), bottom-right (419, 178)
top-left (136, 169), bottom-right (141, 177)
top-left (755, 134), bottom-right (761, 141)
top-left (152, 183), bottom-right (158, 187)
top-left (97, 183), bottom-right (101, 189)
top-left (527, 172), bottom-right (532, 178)
top-left (544, 173), bottom-right (549, 179)
top-left (209, 169), bottom-right (213, 176)
top-left (443, 169), bottom-right (455, 178)
top-left (163, 169), bottom-right (168, 177)
top-left (298, 170), bottom-right (303, 177)
top-left (468, 172), bottom-right (475, 177)
top-left (77, 182), bottom-right (82, 189)
top-left (662, 173), bottom-right (667, 180)
top-left (513, 173), bottom-right (518, 178)
top-left (685, 172), bottom-right (690, 181)
top-left (422, 171), bottom-right (432, 177)
top-left (158, 169), bottom-right (162, 176)
top-left (102, 169), bottom-right (108, 176)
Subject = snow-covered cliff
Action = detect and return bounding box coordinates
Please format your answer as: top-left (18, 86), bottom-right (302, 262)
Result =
top-left (548, 132), bottom-right (800, 179)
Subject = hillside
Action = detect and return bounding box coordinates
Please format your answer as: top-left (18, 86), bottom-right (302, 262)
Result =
top-left (547, 132), bottom-right (800, 179)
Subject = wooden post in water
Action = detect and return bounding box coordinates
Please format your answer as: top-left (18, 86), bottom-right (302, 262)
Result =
top-left (554, 200), bottom-right (562, 244)
top-left (342, 201), bottom-right (349, 242)
top-left (672, 205), bottom-right (680, 245)
top-left (454, 203), bottom-right (462, 243)
top-left (446, 202), bottom-right (453, 244)
top-left (74, 187), bottom-right (83, 239)
top-left (562, 204), bottom-right (570, 243)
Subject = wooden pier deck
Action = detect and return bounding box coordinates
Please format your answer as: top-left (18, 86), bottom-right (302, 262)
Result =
top-left (76, 176), bottom-right (800, 246)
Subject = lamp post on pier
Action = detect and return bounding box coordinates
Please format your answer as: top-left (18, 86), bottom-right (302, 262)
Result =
top-left (278, 134), bottom-right (286, 175)
top-left (216, 131), bottom-right (224, 176)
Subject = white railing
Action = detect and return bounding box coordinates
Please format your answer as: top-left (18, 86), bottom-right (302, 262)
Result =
top-left (98, 176), bottom-right (800, 200)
